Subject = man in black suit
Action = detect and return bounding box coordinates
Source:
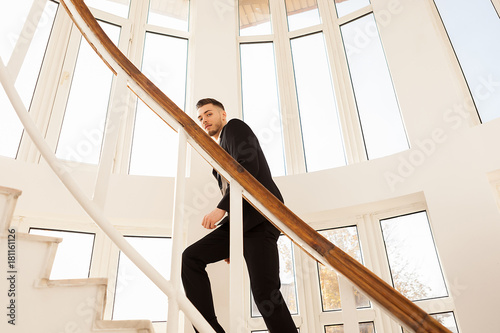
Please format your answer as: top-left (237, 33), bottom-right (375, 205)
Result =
top-left (181, 98), bottom-right (296, 333)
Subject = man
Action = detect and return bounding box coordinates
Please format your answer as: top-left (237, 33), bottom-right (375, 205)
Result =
top-left (182, 98), bottom-right (296, 333)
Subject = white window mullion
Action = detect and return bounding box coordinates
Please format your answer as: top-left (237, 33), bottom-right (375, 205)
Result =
top-left (17, 3), bottom-right (72, 163)
top-left (317, 0), bottom-right (367, 165)
top-left (42, 25), bottom-right (82, 157)
top-left (115, 0), bottom-right (148, 175)
top-left (358, 214), bottom-right (399, 333)
top-left (268, 0), bottom-right (306, 175)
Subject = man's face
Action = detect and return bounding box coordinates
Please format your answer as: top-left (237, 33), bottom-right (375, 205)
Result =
top-left (197, 103), bottom-right (227, 139)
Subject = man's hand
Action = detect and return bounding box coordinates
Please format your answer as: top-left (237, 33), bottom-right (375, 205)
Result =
top-left (202, 208), bottom-right (226, 229)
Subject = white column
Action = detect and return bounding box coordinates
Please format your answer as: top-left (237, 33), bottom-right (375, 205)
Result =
top-left (229, 182), bottom-right (246, 332)
top-left (167, 128), bottom-right (188, 333)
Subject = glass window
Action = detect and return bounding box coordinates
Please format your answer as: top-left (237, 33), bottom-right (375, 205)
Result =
top-left (129, 32), bottom-right (188, 177)
top-left (318, 226), bottom-right (369, 311)
top-left (240, 42), bottom-right (286, 176)
top-left (380, 211), bottom-right (448, 301)
top-left (325, 324), bottom-right (344, 333)
top-left (359, 322), bottom-right (375, 333)
top-left (402, 312), bottom-right (459, 333)
top-left (251, 235), bottom-right (299, 316)
top-left (290, 32), bottom-right (346, 172)
top-left (335, 0), bottom-right (370, 18)
top-left (84, 0), bottom-right (130, 18)
top-left (285, 0), bottom-right (321, 31)
top-left (113, 236), bottom-right (172, 321)
top-left (340, 14), bottom-right (408, 160)
top-left (326, 322), bottom-right (375, 333)
top-left (148, 0), bottom-right (189, 31)
top-left (431, 312), bottom-right (459, 333)
top-left (433, 0), bottom-right (500, 123)
top-left (56, 21), bottom-right (120, 164)
top-left (29, 228), bottom-right (95, 280)
top-left (239, 0), bottom-right (272, 36)
top-left (0, 0), bottom-right (58, 158)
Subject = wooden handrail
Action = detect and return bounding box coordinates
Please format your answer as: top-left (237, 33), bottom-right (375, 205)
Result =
top-left (59, 1), bottom-right (451, 332)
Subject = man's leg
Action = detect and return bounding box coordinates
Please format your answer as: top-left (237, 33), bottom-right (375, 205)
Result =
top-left (182, 224), bottom-right (229, 333)
top-left (244, 224), bottom-right (297, 333)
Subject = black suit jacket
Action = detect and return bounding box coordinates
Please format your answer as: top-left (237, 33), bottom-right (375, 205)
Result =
top-left (213, 119), bottom-right (283, 236)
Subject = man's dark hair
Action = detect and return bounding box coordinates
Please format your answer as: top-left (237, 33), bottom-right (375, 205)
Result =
top-left (196, 98), bottom-right (225, 111)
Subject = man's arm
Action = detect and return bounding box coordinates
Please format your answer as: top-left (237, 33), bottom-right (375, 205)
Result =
top-left (216, 119), bottom-right (261, 212)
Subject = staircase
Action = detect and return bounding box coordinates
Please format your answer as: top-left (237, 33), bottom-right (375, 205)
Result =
top-left (0, 186), bottom-right (155, 333)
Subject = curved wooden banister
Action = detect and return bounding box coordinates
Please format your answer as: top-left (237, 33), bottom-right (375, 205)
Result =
top-left (59, 1), bottom-right (451, 332)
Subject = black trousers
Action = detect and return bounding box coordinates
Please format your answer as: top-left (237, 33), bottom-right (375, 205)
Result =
top-left (181, 222), bottom-right (297, 333)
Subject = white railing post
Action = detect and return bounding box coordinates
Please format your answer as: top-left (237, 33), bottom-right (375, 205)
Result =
top-left (167, 127), bottom-right (188, 333)
top-left (229, 182), bottom-right (246, 332)
top-left (93, 73), bottom-right (128, 207)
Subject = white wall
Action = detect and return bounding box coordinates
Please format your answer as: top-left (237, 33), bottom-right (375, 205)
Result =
top-left (1, 0), bottom-right (499, 332)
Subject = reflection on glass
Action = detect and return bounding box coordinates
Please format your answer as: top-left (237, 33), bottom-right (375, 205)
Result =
top-left (318, 226), bottom-right (369, 311)
top-left (285, 0), bottom-right (321, 31)
top-left (56, 22), bottom-right (120, 164)
top-left (341, 14), bottom-right (408, 160)
top-left (403, 312), bottom-right (459, 333)
top-left (0, 0), bottom-right (58, 158)
top-left (359, 322), bottom-right (375, 333)
top-left (148, 0), bottom-right (189, 31)
top-left (240, 43), bottom-right (286, 176)
top-left (239, 0), bottom-right (272, 36)
top-left (325, 324), bottom-right (344, 333)
top-left (252, 235), bottom-right (298, 316)
top-left (431, 312), bottom-right (459, 333)
top-left (113, 236), bottom-right (172, 321)
top-left (434, 0), bottom-right (500, 123)
top-left (335, 0), bottom-right (370, 18)
top-left (129, 32), bottom-right (187, 177)
top-left (29, 228), bottom-right (95, 280)
top-left (84, 0), bottom-right (130, 18)
top-left (290, 33), bottom-right (346, 172)
top-left (380, 211), bottom-right (448, 301)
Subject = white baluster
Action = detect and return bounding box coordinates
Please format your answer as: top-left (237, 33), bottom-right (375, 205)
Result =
top-left (229, 182), bottom-right (246, 332)
top-left (167, 127), bottom-right (188, 333)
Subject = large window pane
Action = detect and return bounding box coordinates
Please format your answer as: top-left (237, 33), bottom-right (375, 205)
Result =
top-left (434, 0), bottom-right (500, 123)
top-left (335, 0), bottom-right (370, 18)
top-left (285, 0), bottom-right (321, 31)
top-left (341, 14), bottom-right (408, 160)
top-left (239, 0), bottom-right (272, 36)
top-left (380, 211), bottom-right (448, 301)
top-left (240, 43), bottom-right (286, 176)
top-left (291, 33), bottom-right (346, 172)
top-left (129, 32), bottom-right (187, 177)
top-left (113, 236), bottom-right (172, 321)
top-left (56, 22), bottom-right (120, 164)
top-left (148, 0), bottom-right (189, 31)
top-left (251, 235), bottom-right (298, 316)
top-left (318, 226), bottom-right (369, 311)
top-left (84, 0), bottom-right (130, 18)
top-left (0, 0), bottom-right (58, 158)
top-left (29, 228), bottom-right (95, 280)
